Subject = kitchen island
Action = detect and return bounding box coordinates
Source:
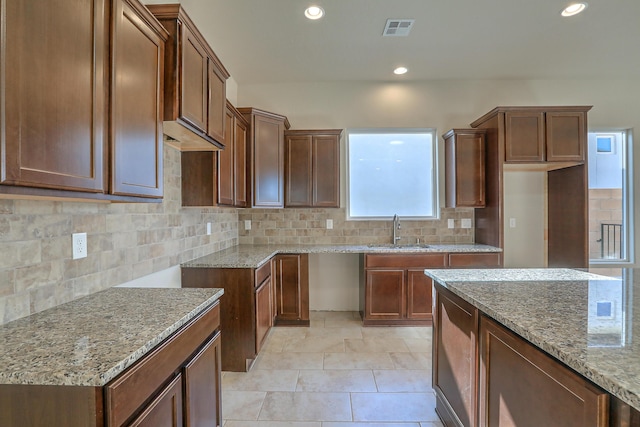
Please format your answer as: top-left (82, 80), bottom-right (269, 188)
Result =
top-left (425, 268), bottom-right (639, 427)
top-left (0, 287), bottom-right (224, 426)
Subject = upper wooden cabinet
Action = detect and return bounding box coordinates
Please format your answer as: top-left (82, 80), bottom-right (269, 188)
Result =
top-left (111, 0), bottom-right (167, 198)
top-left (284, 129), bottom-right (342, 208)
top-left (472, 106), bottom-right (590, 164)
top-left (238, 108), bottom-right (291, 208)
top-left (1, 0), bottom-right (108, 193)
top-left (218, 101), bottom-right (249, 207)
top-left (0, 0), bottom-right (167, 201)
top-left (148, 4), bottom-right (230, 151)
top-left (443, 129), bottom-right (486, 208)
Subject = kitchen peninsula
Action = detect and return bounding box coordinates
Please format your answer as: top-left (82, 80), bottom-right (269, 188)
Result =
top-left (425, 268), bottom-right (640, 427)
top-left (182, 243), bottom-right (502, 371)
top-left (0, 287), bottom-right (224, 426)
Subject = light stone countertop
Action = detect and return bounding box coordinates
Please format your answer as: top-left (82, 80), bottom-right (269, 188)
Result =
top-left (182, 243), bottom-right (502, 269)
top-left (0, 287), bottom-right (224, 387)
top-left (424, 267), bottom-right (640, 411)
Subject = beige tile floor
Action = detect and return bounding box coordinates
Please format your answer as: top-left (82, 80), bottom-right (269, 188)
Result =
top-left (222, 311), bottom-right (444, 427)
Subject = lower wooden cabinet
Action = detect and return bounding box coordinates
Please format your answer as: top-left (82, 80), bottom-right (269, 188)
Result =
top-left (128, 374), bottom-right (184, 427)
top-left (432, 284), bottom-right (479, 427)
top-left (479, 317), bottom-right (608, 427)
top-left (255, 262), bottom-right (274, 353)
top-left (183, 333), bottom-right (222, 427)
top-left (448, 253), bottom-right (502, 268)
top-left (274, 254), bottom-right (310, 326)
top-left (361, 254), bottom-right (446, 326)
top-left (433, 283), bottom-right (610, 427)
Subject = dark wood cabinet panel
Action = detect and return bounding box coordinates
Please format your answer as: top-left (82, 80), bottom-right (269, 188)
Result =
top-left (239, 108), bottom-right (290, 208)
top-left (504, 111), bottom-right (545, 162)
top-left (129, 374), bottom-right (183, 427)
top-left (448, 253), bottom-right (502, 268)
top-left (546, 111), bottom-right (586, 162)
top-left (2, 0), bottom-right (107, 192)
top-left (274, 254), bottom-right (310, 325)
top-left (433, 284), bottom-right (479, 427)
top-left (180, 25), bottom-right (208, 133)
top-left (479, 316), bottom-right (608, 427)
top-left (255, 277), bottom-right (273, 354)
top-left (365, 269), bottom-right (406, 320)
top-left (218, 101), bottom-right (249, 207)
top-left (148, 4), bottom-right (229, 150)
top-left (181, 152), bottom-right (216, 207)
top-left (111, 0), bottom-right (166, 198)
top-left (285, 130), bottom-right (341, 208)
top-left (285, 134), bottom-right (313, 206)
top-left (406, 269), bottom-right (433, 320)
top-left (444, 129), bottom-right (486, 208)
top-left (184, 332), bottom-right (222, 427)
top-left (207, 60), bottom-right (226, 144)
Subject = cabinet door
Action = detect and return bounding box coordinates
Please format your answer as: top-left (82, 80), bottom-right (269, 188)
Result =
top-left (184, 332), bottom-right (222, 427)
top-left (129, 374), bottom-right (184, 427)
top-left (406, 269), bottom-right (433, 320)
top-left (274, 254), bottom-right (309, 323)
top-left (365, 269), bottom-right (405, 320)
top-left (255, 277), bottom-right (273, 354)
top-left (504, 112), bottom-right (545, 162)
top-left (285, 134), bottom-right (313, 207)
top-left (234, 116), bottom-right (248, 207)
top-left (253, 115), bottom-right (285, 207)
top-left (217, 107), bottom-right (235, 206)
top-left (180, 25), bottom-right (207, 132)
top-left (3, 0), bottom-right (107, 192)
top-left (444, 130), bottom-right (485, 208)
top-left (313, 135), bottom-right (340, 207)
top-left (479, 317), bottom-right (608, 427)
top-left (111, 0), bottom-right (164, 197)
top-left (207, 60), bottom-right (225, 144)
top-left (433, 284), bottom-right (479, 427)
top-left (545, 111), bottom-right (586, 162)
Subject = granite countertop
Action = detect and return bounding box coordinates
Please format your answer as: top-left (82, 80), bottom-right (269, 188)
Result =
top-left (424, 267), bottom-right (640, 411)
top-left (182, 243), bottom-right (502, 269)
top-left (0, 287), bottom-right (224, 387)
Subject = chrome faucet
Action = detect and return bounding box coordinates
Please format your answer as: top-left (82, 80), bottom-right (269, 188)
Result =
top-left (392, 214), bottom-right (401, 246)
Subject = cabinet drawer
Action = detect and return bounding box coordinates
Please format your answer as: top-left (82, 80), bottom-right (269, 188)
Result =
top-left (255, 260), bottom-right (272, 287)
top-left (106, 301), bottom-right (220, 426)
top-left (448, 253), bottom-right (501, 268)
top-left (366, 254), bottom-right (447, 269)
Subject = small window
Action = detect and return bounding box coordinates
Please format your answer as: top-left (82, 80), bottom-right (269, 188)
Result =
top-left (596, 135), bottom-right (615, 154)
top-left (346, 129), bottom-right (438, 219)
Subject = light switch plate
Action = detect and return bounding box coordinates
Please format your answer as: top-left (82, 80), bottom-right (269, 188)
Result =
top-left (245, 220), bottom-right (252, 230)
top-left (326, 219), bottom-right (333, 229)
top-left (461, 219), bottom-right (472, 229)
top-left (448, 219), bottom-right (455, 229)
top-left (72, 233), bottom-right (87, 260)
top-left (509, 218), bottom-right (517, 228)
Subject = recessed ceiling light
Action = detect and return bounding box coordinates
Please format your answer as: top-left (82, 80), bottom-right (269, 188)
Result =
top-left (393, 67), bottom-right (408, 75)
top-left (304, 6), bottom-right (324, 20)
top-left (561, 2), bottom-right (588, 17)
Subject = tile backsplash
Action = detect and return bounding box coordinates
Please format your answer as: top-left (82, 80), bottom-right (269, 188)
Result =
top-left (0, 144), bottom-right (238, 325)
top-left (0, 142), bottom-right (475, 325)
top-left (238, 207), bottom-right (474, 245)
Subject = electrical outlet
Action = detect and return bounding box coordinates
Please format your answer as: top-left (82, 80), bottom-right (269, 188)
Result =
top-left (245, 220), bottom-right (252, 230)
top-left (72, 233), bottom-right (87, 260)
top-left (326, 219), bottom-right (333, 229)
top-left (206, 222), bottom-right (212, 235)
top-left (461, 219), bottom-right (472, 229)
top-left (448, 219), bottom-right (455, 229)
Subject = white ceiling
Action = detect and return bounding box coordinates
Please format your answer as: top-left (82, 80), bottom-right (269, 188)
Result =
top-left (143, 0), bottom-right (640, 84)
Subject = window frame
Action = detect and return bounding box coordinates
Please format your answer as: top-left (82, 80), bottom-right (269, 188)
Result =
top-left (345, 127), bottom-right (439, 221)
top-left (589, 129), bottom-right (634, 266)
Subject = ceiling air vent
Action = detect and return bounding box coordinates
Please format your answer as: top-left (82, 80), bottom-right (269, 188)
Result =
top-left (382, 19), bottom-right (415, 37)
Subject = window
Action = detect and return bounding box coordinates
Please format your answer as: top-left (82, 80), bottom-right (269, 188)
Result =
top-left (588, 130), bottom-right (634, 263)
top-left (346, 129), bottom-right (438, 219)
